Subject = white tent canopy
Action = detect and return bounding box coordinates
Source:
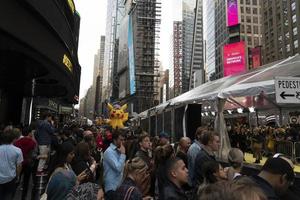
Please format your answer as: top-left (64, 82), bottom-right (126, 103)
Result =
top-left (138, 54), bottom-right (300, 117)
top-left (136, 54), bottom-right (300, 160)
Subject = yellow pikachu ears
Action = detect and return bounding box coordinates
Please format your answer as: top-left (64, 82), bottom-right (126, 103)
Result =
top-left (121, 104), bottom-right (127, 111)
top-left (107, 103), bottom-right (114, 111)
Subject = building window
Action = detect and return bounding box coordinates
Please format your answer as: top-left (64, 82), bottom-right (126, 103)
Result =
top-left (248, 37), bottom-right (252, 45)
top-left (292, 14), bottom-right (296, 23)
top-left (247, 25), bottom-right (252, 33)
top-left (287, 44), bottom-right (290, 52)
top-left (285, 32), bottom-right (290, 39)
top-left (294, 40), bottom-right (299, 48)
top-left (254, 37), bottom-right (259, 46)
top-left (254, 26), bottom-right (258, 34)
top-left (253, 8), bottom-right (258, 14)
top-left (291, 2), bottom-right (296, 11)
top-left (241, 24), bottom-right (245, 32)
top-left (240, 0), bottom-right (243, 4)
top-left (241, 15), bottom-right (245, 22)
top-left (253, 16), bottom-right (258, 23)
top-left (246, 7), bottom-right (251, 14)
top-left (241, 7), bottom-right (244, 13)
top-left (246, 16), bottom-right (251, 23)
top-left (293, 27), bottom-right (298, 35)
top-left (246, 0), bottom-right (250, 5)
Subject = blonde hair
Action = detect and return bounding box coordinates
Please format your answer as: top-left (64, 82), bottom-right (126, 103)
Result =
top-left (123, 157), bottom-right (148, 179)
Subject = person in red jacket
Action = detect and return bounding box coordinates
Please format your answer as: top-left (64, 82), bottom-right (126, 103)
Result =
top-left (14, 126), bottom-right (37, 200)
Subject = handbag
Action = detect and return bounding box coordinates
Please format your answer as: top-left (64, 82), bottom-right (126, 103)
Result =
top-left (40, 168), bottom-right (64, 200)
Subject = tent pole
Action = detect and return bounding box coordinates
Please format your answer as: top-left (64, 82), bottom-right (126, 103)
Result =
top-left (279, 107), bottom-right (283, 126)
top-left (256, 109), bottom-right (259, 126)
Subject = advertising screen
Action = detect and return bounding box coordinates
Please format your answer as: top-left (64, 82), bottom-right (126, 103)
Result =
top-left (223, 41), bottom-right (246, 77)
top-left (128, 15), bottom-right (136, 95)
top-left (226, 0), bottom-right (239, 27)
top-left (251, 47), bottom-right (261, 68)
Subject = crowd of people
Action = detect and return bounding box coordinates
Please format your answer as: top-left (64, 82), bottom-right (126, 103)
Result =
top-left (0, 113), bottom-right (298, 200)
top-left (228, 124), bottom-right (300, 163)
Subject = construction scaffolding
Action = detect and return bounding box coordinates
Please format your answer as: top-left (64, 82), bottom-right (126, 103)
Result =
top-left (132, 0), bottom-right (161, 113)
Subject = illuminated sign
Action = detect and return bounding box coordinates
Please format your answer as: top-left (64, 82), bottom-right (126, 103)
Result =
top-left (67, 0), bottom-right (75, 14)
top-left (223, 41), bottom-right (246, 76)
top-left (63, 54), bottom-right (73, 72)
top-left (226, 0), bottom-right (239, 27)
top-left (128, 15), bottom-right (136, 95)
top-left (251, 47), bottom-right (261, 68)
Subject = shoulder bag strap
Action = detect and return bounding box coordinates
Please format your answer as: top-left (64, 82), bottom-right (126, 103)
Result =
top-left (124, 186), bottom-right (135, 200)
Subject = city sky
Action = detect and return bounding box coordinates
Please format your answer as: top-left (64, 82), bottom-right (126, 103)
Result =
top-left (75, 0), bottom-right (204, 100)
top-left (75, 0), bottom-right (107, 99)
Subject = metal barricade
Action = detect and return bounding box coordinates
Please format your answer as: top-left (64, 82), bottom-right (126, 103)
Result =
top-left (275, 141), bottom-right (294, 160)
top-left (294, 142), bottom-right (300, 163)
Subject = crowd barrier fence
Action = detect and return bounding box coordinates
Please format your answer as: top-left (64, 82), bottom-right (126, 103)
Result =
top-left (295, 142), bottom-right (300, 163)
top-left (274, 140), bottom-right (294, 160)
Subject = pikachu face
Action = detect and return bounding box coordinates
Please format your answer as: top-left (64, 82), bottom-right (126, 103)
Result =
top-left (107, 103), bottom-right (128, 129)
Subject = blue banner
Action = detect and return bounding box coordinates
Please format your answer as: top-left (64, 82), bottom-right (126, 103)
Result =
top-left (128, 15), bottom-right (136, 95)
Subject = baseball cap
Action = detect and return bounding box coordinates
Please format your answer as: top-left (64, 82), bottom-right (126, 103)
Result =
top-left (262, 157), bottom-right (295, 183)
top-left (159, 131), bottom-right (170, 139)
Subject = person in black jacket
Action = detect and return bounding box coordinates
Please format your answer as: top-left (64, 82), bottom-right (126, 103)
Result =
top-left (163, 157), bottom-right (189, 200)
top-left (193, 131), bottom-right (220, 186)
top-left (176, 137), bottom-right (191, 167)
top-left (250, 156), bottom-right (295, 200)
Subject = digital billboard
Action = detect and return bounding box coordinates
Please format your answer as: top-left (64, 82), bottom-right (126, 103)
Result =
top-left (223, 41), bottom-right (246, 77)
top-left (128, 15), bottom-right (136, 95)
top-left (226, 0), bottom-right (239, 27)
top-left (251, 47), bottom-right (262, 68)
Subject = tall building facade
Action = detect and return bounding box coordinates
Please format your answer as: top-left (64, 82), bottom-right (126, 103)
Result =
top-left (102, 0), bottom-right (125, 102)
top-left (171, 21), bottom-right (183, 97)
top-left (208, 0), bottom-right (262, 80)
top-left (261, 0), bottom-right (300, 64)
top-left (116, 0), bottom-right (161, 113)
top-left (94, 36), bottom-right (105, 116)
top-left (182, 0), bottom-right (196, 92)
top-left (190, 0), bottom-right (204, 88)
top-left (169, 0), bottom-right (204, 96)
top-left (205, 0), bottom-right (216, 80)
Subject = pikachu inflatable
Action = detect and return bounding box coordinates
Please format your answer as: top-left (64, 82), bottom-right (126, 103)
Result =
top-left (106, 103), bottom-right (129, 129)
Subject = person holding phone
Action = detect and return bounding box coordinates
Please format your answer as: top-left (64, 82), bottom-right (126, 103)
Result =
top-left (103, 129), bottom-right (126, 200)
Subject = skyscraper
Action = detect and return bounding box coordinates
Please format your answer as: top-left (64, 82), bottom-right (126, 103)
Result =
top-left (94, 36), bottom-right (105, 116)
top-left (169, 0), bottom-right (204, 95)
top-left (102, 0), bottom-right (125, 102)
top-left (205, 0), bottom-right (216, 80)
top-left (207, 0), bottom-right (262, 80)
top-left (116, 0), bottom-right (161, 113)
top-left (261, 0), bottom-right (300, 64)
top-left (171, 21), bottom-right (183, 97)
top-left (190, 0), bottom-right (204, 88)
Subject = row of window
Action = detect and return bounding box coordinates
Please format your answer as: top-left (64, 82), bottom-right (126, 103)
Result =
top-left (241, 7), bottom-right (259, 15)
top-left (241, 15), bottom-right (259, 23)
top-left (240, 0), bottom-right (258, 6)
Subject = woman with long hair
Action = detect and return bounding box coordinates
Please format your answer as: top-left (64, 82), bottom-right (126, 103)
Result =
top-left (115, 157), bottom-right (152, 200)
top-left (72, 141), bottom-right (97, 183)
top-left (46, 142), bottom-right (87, 200)
top-left (153, 144), bottom-right (175, 200)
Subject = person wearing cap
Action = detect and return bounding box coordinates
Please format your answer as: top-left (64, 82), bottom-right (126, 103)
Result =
top-left (250, 156), bottom-right (295, 200)
top-left (159, 132), bottom-right (170, 146)
top-left (225, 148), bottom-right (244, 181)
